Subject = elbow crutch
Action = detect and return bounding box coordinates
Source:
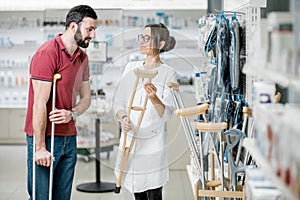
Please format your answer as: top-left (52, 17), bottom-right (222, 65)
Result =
top-left (168, 82), bottom-right (209, 190)
top-left (115, 68), bottom-right (157, 194)
top-left (33, 73), bottom-right (61, 200)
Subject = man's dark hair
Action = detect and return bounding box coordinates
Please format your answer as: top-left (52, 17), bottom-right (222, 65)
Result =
top-left (65, 5), bottom-right (97, 29)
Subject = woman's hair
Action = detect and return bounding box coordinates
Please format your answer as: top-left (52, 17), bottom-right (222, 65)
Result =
top-left (65, 5), bottom-right (98, 29)
top-left (145, 23), bottom-right (176, 55)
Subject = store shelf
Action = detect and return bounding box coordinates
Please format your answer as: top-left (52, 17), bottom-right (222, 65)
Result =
top-left (242, 138), bottom-right (297, 200)
top-left (242, 62), bottom-right (300, 91)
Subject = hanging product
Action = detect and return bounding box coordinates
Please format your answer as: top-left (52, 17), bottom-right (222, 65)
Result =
top-left (204, 17), bottom-right (218, 56)
top-left (229, 13), bottom-right (241, 93)
top-left (216, 12), bottom-right (231, 90)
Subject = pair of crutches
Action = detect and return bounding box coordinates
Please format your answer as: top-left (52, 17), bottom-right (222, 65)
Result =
top-left (33, 74), bottom-right (61, 200)
top-left (115, 68), bottom-right (158, 193)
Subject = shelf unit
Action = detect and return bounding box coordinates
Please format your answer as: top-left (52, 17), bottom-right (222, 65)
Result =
top-left (239, 1), bottom-right (300, 199)
top-left (243, 62), bottom-right (300, 91)
top-left (243, 138), bottom-right (297, 200)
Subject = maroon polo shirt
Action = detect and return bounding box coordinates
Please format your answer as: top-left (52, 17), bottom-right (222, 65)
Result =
top-left (24, 34), bottom-right (90, 137)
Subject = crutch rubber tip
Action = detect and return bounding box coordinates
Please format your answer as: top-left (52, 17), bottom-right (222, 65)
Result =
top-left (114, 186), bottom-right (121, 193)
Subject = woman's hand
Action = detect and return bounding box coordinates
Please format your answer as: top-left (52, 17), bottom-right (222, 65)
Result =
top-left (144, 82), bottom-right (157, 99)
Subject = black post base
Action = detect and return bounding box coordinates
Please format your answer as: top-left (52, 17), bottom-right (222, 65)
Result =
top-left (76, 182), bottom-right (115, 193)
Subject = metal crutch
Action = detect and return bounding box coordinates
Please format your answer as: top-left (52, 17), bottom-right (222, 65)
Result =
top-left (33, 73), bottom-right (61, 200)
top-left (168, 82), bottom-right (209, 191)
top-left (115, 68), bottom-right (157, 193)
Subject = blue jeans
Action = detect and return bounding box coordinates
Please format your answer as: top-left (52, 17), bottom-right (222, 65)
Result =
top-left (27, 135), bottom-right (77, 200)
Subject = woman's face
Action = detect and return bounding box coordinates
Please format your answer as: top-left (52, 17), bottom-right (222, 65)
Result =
top-left (139, 27), bottom-right (154, 55)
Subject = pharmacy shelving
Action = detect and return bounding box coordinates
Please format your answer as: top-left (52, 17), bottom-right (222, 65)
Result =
top-left (243, 138), bottom-right (298, 200)
top-left (243, 62), bottom-right (300, 91)
top-left (240, 3), bottom-right (300, 199)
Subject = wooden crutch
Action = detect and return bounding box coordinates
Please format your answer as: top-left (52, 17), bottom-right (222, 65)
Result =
top-left (168, 82), bottom-right (209, 191)
top-left (32, 73), bottom-right (61, 200)
top-left (115, 68), bottom-right (157, 193)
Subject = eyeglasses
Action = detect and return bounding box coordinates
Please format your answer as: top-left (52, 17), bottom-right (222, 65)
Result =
top-left (137, 34), bottom-right (151, 43)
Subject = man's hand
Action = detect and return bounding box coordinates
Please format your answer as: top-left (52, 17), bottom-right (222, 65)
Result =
top-left (49, 109), bottom-right (72, 124)
top-left (35, 147), bottom-right (52, 167)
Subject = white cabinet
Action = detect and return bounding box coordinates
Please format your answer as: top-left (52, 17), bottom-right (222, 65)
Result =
top-left (0, 108), bottom-right (10, 140)
top-left (0, 108), bottom-right (27, 144)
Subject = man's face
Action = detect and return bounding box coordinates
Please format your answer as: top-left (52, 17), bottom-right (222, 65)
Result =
top-left (74, 17), bottom-right (97, 48)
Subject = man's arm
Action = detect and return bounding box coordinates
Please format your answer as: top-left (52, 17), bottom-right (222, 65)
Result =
top-left (49, 80), bottom-right (91, 123)
top-left (32, 79), bottom-right (52, 167)
top-left (72, 80), bottom-right (91, 116)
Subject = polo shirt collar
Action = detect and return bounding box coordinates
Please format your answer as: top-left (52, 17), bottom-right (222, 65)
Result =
top-left (55, 34), bottom-right (82, 60)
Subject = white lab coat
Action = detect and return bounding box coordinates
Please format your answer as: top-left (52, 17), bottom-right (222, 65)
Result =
top-left (113, 61), bottom-right (177, 193)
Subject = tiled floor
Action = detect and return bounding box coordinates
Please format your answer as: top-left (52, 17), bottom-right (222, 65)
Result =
top-left (0, 144), bottom-right (193, 200)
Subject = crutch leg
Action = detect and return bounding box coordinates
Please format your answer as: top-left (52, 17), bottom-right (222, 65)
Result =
top-left (32, 137), bottom-right (36, 200)
top-left (115, 147), bottom-right (130, 193)
top-left (48, 73), bottom-right (61, 200)
top-left (32, 74), bottom-right (61, 200)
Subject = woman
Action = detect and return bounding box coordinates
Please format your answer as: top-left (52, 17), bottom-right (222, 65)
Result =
top-left (113, 23), bottom-right (177, 200)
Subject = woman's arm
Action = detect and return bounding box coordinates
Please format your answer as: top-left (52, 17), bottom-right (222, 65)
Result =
top-left (144, 82), bottom-right (165, 118)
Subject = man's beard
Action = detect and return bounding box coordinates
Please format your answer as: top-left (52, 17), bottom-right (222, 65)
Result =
top-left (74, 29), bottom-right (91, 48)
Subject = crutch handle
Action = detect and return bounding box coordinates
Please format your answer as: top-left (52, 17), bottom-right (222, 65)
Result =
top-left (167, 82), bottom-right (180, 91)
top-left (53, 74), bottom-right (61, 82)
top-left (194, 122), bottom-right (227, 132)
top-left (134, 68), bottom-right (158, 79)
top-left (175, 103), bottom-right (209, 117)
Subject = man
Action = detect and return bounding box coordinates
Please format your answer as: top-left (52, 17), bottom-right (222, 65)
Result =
top-left (24, 5), bottom-right (97, 200)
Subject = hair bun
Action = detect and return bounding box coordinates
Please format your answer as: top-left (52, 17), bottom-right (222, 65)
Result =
top-left (165, 36), bottom-right (176, 52)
